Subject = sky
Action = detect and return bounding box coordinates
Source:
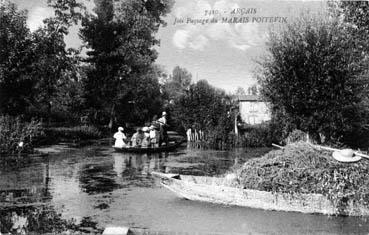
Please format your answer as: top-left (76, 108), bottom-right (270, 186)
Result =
top-left (11, 0), bottom-right (327, 93)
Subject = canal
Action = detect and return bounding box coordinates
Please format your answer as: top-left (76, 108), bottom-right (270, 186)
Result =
top-left (1, 143), bottom-right (369, 234)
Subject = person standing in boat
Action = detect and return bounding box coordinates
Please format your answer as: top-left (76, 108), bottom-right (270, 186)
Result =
top-left (113, 127), bottom-right (127, 148)
top-left (158, 111), bottom-right (168, 146)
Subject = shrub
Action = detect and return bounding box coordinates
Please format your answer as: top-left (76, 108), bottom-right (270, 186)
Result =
top-left (43, 125), bottom-right (102, 142)
top-left (258, 15), bottom-right (369, 146)
top-left (234, 124), bottom-right (274, 147)
top-left (0, 116), bottom-right (42, 154)
top-left (285, 129), bottom-right (308, 144)
top-left (234, 142), bottom-right (369, 213)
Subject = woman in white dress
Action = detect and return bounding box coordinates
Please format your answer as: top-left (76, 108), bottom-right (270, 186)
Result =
top-left (113, 127), bottom-right (127, 148)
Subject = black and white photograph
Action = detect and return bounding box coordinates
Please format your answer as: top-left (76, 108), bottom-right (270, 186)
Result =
top-left (1, 0), bottom-right (369, 234)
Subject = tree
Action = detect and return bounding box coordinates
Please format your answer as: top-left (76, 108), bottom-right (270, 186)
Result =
top-left (258, 15), bottom-right (369, 145)
top-left (162, 66), bottom-right (192, 102)
top-left (0, 2), bottom-right (33, 115)
top-left (172, 79), bottom-right (231, 136)
top-left (329, 1), bottom-right (369, 53)
top-left (234, 87), bottom-right (246, 96)
top-left (247, 85), bottom-right (258, 95)
top-left (80, 0), bottom-right (173, 126)
top-left (28, 0), bottom-right (85, 121)
top-left (0, 0), bottom-right (85, 121)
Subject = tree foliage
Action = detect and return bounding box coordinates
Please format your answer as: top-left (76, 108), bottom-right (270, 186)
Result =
top-left (172, 80), bottom-right (231, 134)
top-left (80, 0), bottom-right (173, 126)
top-left (329, 1), bottom-right (369, 52)
top-left (28, 0), bottom-right (85, 120)
top-left (0, 2), bottom-right (33, 115)
top-left (162, 66), bottom-right (192, 102)
top-left (234, 87), bottom-right (246, 96)
top-left (258, 15), bottom-right (369, 145)
top-left (0, 0), bottom-right (85, 121)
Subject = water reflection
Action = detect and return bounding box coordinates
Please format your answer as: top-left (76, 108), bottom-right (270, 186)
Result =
top-left (0, 159), bottom-right (50, 206)
top-left (79, 163), bottom-right (119, 195)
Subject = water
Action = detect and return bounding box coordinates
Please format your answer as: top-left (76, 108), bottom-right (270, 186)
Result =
top-left (1, 143), bottom-right (369, 234)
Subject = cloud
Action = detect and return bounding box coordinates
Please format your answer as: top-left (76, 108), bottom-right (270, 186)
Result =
top-left (189, 35), bottom-right (209, 50)
top-left (173, 0), bottom-right (211, 18)
top-left (171, 0), bottom-right (267, 51)
top-left (27, 6), bottom-right (54, 31)
top-left (173, 29), bottom-right (190, 49)
top-left (229, 42), bottom-right (251, 51)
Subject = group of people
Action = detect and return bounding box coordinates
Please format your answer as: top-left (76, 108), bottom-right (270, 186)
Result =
top-left (113, 112), bottom-right (168, 148)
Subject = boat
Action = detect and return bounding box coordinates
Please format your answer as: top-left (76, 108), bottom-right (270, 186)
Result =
top-left (113, 141), bottom-right (183, 153)
top-left (151, 172), bottom-right (369, 216)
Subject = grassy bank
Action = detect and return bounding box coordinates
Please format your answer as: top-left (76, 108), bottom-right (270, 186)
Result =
top-left (232, 142), bottom-right (369, 213)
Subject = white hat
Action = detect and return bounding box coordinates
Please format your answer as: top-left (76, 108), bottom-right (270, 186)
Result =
top-left (162, 111), bottom-right (167, 116)
top-left (142, 127), bottom-right (149, 132)
top-left (118, 127), bottom-right (124, 131)
top-left (332, 149), bottom-right (361, 163)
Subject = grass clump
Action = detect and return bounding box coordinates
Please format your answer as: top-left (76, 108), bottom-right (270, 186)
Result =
top-left (234, 141), bottom-right (369, 211)
top-left (44, 125), bottom-right (102, 142)
top-left (0, 116), bottom-right (42, 154)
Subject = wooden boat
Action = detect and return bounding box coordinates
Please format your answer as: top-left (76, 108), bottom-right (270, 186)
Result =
top-left (113, 141), bottom-right (183, 153)
top-left (152, 172), bottom-right (369, 216)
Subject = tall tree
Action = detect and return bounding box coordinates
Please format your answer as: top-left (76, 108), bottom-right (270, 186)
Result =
top-left (162, 66), bottom-right (192, 102)
top-left (258, 15), bottom-right (369, 145)
top-left (172, 79), bottom-right (231, 133)
top-left (234, 87), bottom-right (246, 96)
top-left (80, 0), bottom-right (173, 126)
top-left (247, 85), bottom-right (258, 95)
top-left (329, 1), bottom-right (369, 53)
top-left (0, 2), bottom-right (33, 115)
top-left (29, 0), bottom-right (85, 121)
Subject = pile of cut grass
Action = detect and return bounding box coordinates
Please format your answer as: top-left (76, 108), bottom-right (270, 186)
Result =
top-left (234, 142), bottom-right (369, 211)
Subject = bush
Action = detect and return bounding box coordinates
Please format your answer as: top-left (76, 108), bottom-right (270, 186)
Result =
top-left (234, 142), bottom-right (369, 213)
top-left (43, 125), bottom-right (102, 143)
top-left (258, 15), bottom-right (369, 145)
top-left (0, 116), bottom-right (42, 154)
top-left (234, 124), bottom-right (274, 147)
top-left (285, 129), bottom-right (308, 144)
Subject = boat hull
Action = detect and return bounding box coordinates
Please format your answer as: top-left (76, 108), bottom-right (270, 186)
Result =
top-left (152, 172), bottom-right (369, 216)
top-left (114, 141), bottom-right (183, 153)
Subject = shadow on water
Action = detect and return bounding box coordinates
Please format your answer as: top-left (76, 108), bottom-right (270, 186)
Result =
top-left (79, 163), bottom-right (120, 195)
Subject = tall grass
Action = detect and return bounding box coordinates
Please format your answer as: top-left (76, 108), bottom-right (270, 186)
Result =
top-left (0, 116), bottom-right (42, 154)
top-left (42, 126), bottom-right (102, 143)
